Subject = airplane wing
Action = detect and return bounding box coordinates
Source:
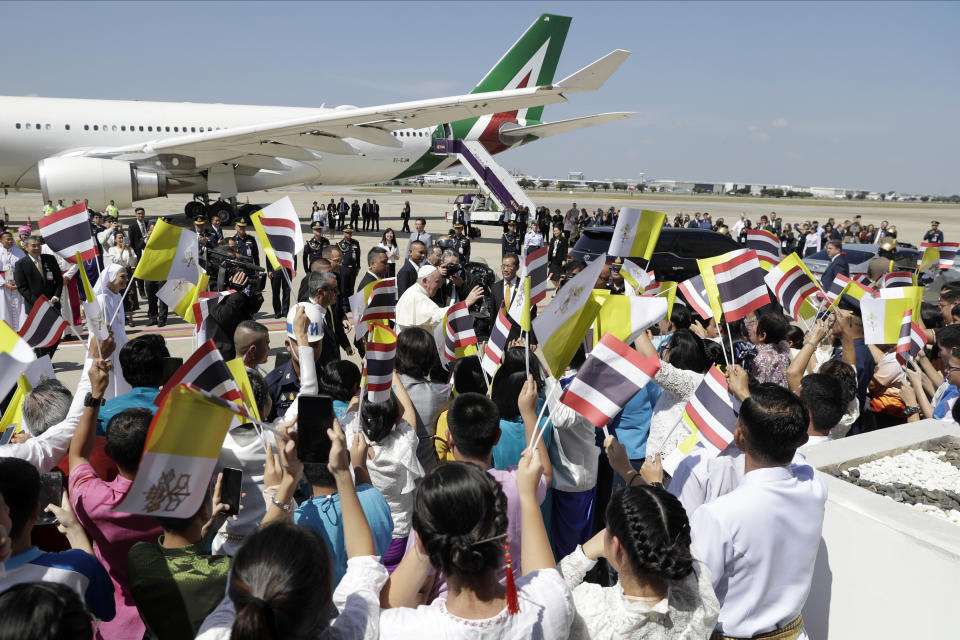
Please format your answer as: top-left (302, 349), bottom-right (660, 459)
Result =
top-left (500, 112), bottom-right (635, 143)
top-left (62, 50), bottom-right (630, 168)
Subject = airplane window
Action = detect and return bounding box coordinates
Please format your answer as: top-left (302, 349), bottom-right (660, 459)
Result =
top-left (112, 125), bottom-right (117, 131)
top-left (121, 126), bottom-right (126, 131)
top-left (26, 123), bottom-right (31, 129)
top-left (174, 127), bottom-right (179, 132)
top-left (102, 125), bottom-right (107, 131)
top-left (139, 126), bottom-right (144, 131)
top-left (36, 123), bottom-right (41, 129)
top-left (15, 123), bottom-right (20, 129)
top-left (191, 127), bottom-right (196, 132)
top-left (45, 124), bottom-right (51, 130)
top-left (165, 126), bottom-right (170, 132)
top-left (200, 127), bottom-right (205, 132)
top-left (84, 125), bottom-right (89, 130)
top-left (148, 126), bottom-right (153, 132)
top-left (65, 124), bottom-right (70, 131)
top-left (93, 125), bottom-right (99, 131)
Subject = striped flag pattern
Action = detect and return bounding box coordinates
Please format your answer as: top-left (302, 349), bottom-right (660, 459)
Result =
top-left (18, 296), bottom-right (68, 348)
top-left (250, 197), bottom-right (304, 273)
top-left (682, 366), bottom-right (740, 454)
top-left (921, 242), bottom-right (959, 270)
top-left (745, 229), bottom-right (781, 266)
top-left (523, 245), bottom-right (549, 305)
top-left (711, 250), bottom-right (770, 322)
top-left (876, 271), bottom-right (916, 289)
top-left (350, 278), bottom-right (397, 340)
top-left (559, 332), bottom-right (661, 428)
top-left (619, 259), bottom-right (653, 296)
top-left (679, 275), bottom-right (712, 320)
top-left (764, 264), bottom-right (821, 321)
top-left (365, 323), bottom-right (397, 402)
top-left (192, 289), bottom-right (234, 343)
top-left (154, 339), bottom-right (242, 407)
top-left (438, 301), bottom-right (478, 364)
top-left (481, 306), bottom-right (511, 378)
top-left (37, 202), bottom-right (97, 263)
top-left (895, 309), bottom-right (926, 365)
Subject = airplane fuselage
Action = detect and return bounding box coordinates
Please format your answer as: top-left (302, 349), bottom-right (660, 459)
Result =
top-left (0, 95), bottom-right (526, 195)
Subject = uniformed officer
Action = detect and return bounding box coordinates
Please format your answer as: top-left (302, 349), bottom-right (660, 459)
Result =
top-left (338, 226), bottom-right (361, 304)
top-left (194, 216), bottom-right (216, 262)
top-left (234, 221), bottom-right (259, 266)
top-left (609, 257), bottom-right (626, 295)
top-left (451, 223), bottom-right (471, 262)
top-left (265, 303), bottom-right (325, 420)
top-left (501, 221), bottom-right (521, 257)
top-left (303, 221), bottom-right (330, 271)
top-left (42, 200), bottom-right (55, 216)
top-left (104, 200), bottom-right (119, 218)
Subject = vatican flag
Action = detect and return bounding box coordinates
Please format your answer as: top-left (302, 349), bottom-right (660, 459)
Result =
top-left (608, 208), bottom-right (666, 261)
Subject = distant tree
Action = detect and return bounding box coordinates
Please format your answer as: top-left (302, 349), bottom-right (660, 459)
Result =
top-left (846, 193), bottom-right (853, 199)
top-left (879, 193), bottom-right (886, 201)
top-left (635, 183), bottom-right (645, 192)
top-left (556, 181), bottom-right (568, 190)
top-left (517, 178), bottom-right (533, 189)
top-left (760, 188), bottom-right (784, 198)
top-left (467, 179), bottom-right (477, 187)
top-left (921, 196), bottom-right (930, 202)
top-left (855, 193), bottom-right (866, 200)
top-left (586, 181), bottom-right (598, 192)
top-left (601, 183), bottom-right (611, 192)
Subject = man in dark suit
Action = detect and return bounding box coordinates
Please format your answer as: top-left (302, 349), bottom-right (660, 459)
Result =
top-left (396, 240), bottom-right (426, 296)
top-left (361, 199), bottom-right (372, 232)
top-left (15, 236), bottom-right (63, 356)
top-left (820, 240), bottom-right (849, 292)
top-left (128, 207), bottom-right (150, 297)
top-left (490, 253), bottom-right (537, 345)
top-left (352, 247), bottom-right (390, 355)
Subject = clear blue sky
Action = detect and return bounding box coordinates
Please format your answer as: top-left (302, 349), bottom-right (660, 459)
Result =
top-left (3, 1), bottom-right (958, 194)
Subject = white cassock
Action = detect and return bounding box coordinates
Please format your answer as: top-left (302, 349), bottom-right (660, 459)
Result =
top-left (82, 263), bottom-right (132, 400)
top-left (0, 245), bottom-right (26, 330)
top-left (395, 283), bottom-right (448, 334)
top-left (690, 462), bottom-right (827, 640)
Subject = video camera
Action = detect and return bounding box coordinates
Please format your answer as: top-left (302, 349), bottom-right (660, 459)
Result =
top-left (204, 247), bottom-right (267, 293)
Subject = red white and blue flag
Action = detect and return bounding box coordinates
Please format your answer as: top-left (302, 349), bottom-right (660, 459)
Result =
top-left (18, 296), bottom-right (68, 348)
top-left (350, 278), bottom-right (397, 340)
top-left (37, 202), bottom-right (97, 263)
top-left (895, 309), bottom-right (926, 366)
top-left (679, 275), bottom-right (712, 320)
top-left (764, 264), bottom-right (821, 321)
top-left (250, 197), bottom-right (304, 273)
top-left (745, 229), bottom-right (781, 266)
top-left (921, 242), bottom-right (959, 270)
top-left (523, 245), bottom-right (549, 306)
top-left (682, 366), bottom-right (740, 454)
top-left (876, 271), bottom-right (916, 289)
top-left (437, 301), bottom-right (478, 364)
top-left (559, 333), bottom-right (661, 428)
top-left (481, 305), bottom-right (511, 378)
top-left (193, 289), bottom-right (235, 343)
top-left (711, 250), bottom-right (770, 321)
top-left (364, 324), bottom-right (397, 402)
top-left (154, 339), bottom-right (242, 407)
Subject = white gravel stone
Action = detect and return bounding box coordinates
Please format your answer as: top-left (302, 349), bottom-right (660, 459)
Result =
top-left (850, 449), bottom-right (960, 493)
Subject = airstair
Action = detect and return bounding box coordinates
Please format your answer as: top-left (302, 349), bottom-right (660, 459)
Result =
top-left (432, 139), bottom-right (536, 216)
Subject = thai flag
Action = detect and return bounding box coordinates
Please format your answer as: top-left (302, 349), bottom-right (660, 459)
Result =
top-left (523, 245), bottom-right (549, 305)
top-left (481, 305), bottom-right (511, 378)
top-left (711, 250), bottom-right (770, 322)
top-left (764, 265), bottom-right (821, 321)
top-left (745, 229), bottom-right (781, 266)
top-left (439, 301), bottom-right (478, 364)
top-left (876, 271), bottom-right (915, 289)
top-left (154, 339), bottom-right (242, 407)
top-left (895, 309), bottom-right (926, 366)
top-left (250, 197), bottom-right (304, 273)
top-left (364, 324), bottom-right (397, 402)
top-left (679, 275), bottom-right (712, 320)
top-left (37, 202), bottom-right (97, 263)
top-left (559, 332), bottom-right (661, 428)
top-left (682, 366), bottom-right (740, 454)
top-left (362, 279), bottom-right (397, 325)
top-left (192, 289), bottom-right (235, 343)
top-left (18, 296), bottom-right (68, 348)
top-left (921, 242), bottom-right (959, 270)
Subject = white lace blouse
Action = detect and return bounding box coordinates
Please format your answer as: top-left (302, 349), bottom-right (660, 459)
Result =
top-left (646, 362), bottom-right (704, 456)
top-left (558, 546), bottom-right (719, 640)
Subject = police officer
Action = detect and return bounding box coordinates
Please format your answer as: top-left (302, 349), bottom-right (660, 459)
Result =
top-left (338, 226), bottom-right (361, 307)
top-left (923, 220), bottom-right (944, 243)
top-left (194, 216), bottom-right (217, 266)
top-left (265, 303), bottom-right (324, 420)
top-left (501, 221), bottom-right (521, 257)
top-left (609, 258), bottom-right (627, 295)
top-left (234, 221), bottom-right (259, 266)
top-left (104, 200), bottom-right (119, 218)
top-left (303, 221), bottom-right (330, 272)
top-left (451, 223), bottom-right (471, 262)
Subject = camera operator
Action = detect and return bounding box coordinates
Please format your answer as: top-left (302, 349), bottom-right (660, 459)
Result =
top-left (205, 270), bottom-right (264, 361)
top-left (431, 249), bottom-right (495, 338)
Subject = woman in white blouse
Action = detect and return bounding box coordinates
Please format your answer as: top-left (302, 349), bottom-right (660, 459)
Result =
top-left (558, 484), bottom-right (719, 639)
top-left (104, 232), bottom-right (138, 326)
top-left (378, 228), bottom-right (401, 278)
top-left (345, 372), bottom-right (423, 571)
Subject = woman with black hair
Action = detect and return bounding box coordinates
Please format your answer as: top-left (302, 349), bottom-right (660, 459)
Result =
top-left (0, 582), bottom-right (93, 640)
top-left (558, 486), bottom-right (719, 638)
top-left (378, 228), bottom-right (401, 278)
top-left (396, 328), bottom-right (452, 472)
top-left (320, 360), bottom-right (362, 421)
top-left (345, 371), bottom-right (423, 572)
top-left (380, 450), bottom-right (574, 638)
top-left (745, 312), bottom-right (791, 386)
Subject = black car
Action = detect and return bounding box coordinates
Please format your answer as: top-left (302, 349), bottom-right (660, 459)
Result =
top-left (570, 226), bottom-right (742, 282)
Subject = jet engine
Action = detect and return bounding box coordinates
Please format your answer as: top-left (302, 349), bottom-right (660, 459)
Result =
top-left (38, 157), bottom-right (167, 210)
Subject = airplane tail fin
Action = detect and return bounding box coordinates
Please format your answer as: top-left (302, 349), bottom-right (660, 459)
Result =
top-left (470, 13), bottom-right (571, 120)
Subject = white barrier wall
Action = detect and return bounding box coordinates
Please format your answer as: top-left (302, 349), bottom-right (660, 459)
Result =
top-left (802, 420), bottom-right (960, 639)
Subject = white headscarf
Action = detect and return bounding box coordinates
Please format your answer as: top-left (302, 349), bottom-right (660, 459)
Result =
top-left (93, 263), bottom-right (126, 336)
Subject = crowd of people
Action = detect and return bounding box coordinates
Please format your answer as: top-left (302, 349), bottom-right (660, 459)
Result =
top-left (0, 196), bottom-right (954, 640)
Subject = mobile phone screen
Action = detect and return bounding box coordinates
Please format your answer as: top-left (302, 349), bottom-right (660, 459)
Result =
top-left (0, 428), bottom-right (15, 446)
top-left (36, 472), bottom-right (63, 526)
top-left (220, 467), bottom-right (242, 515)
top-left (161, 357), bottom-right (184, 386)
top-left (297, 394), bottom-right (335, 464)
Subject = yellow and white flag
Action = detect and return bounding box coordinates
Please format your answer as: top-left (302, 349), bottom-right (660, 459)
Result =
top-left (0, 320), bottom-right (35, 401)
top-left (116, 384), bottom-right (246, 518)
top-left (620, 259), bottom-right (652, 296)
top-left (917, 246), bottom-right (939, 276)
top-left (861, 287), bottom-right (923, 345)
top-left (157, 274), bottom-right (210, 324)
top-left (592, 294), bottom-right (667, 345)
top-left (133, 220), bottom-right (200, 284)
top-left (227, 358), bottom-right (261, 422)
top-left (608, 208), bottom-right (666, 261)
top-left (77, 251), bottom-right (109, 340)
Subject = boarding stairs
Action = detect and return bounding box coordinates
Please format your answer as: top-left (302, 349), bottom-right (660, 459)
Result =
top-left (432, 139), bottom-right (536, 217)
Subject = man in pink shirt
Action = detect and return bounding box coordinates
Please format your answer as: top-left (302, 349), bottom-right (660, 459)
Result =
top-left (69, 346), bottom-right (160, 640)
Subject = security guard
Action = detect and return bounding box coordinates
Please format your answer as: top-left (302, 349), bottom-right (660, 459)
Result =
top-left (338, 226), bottom-right (361, 304)
top-left (234, 220), bottom-right (259, 266)
top-left (609, 257), bottom-right (626, 295)
top-left (501, 221), bottom-right (521, 257)
top-left (104, 200), bottom-right (119, 218)
top-left (451, 223), bottom-right (471, 262)
top-left (303, 221), bottom-right (330, 271)
top-left (265, 303), bottom-right (324, 420)
top-left (867, 239), bottom-right (898, 281)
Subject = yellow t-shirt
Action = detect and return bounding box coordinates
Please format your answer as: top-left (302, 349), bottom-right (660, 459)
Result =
top-left (434, 410), bottom-right (455, 462)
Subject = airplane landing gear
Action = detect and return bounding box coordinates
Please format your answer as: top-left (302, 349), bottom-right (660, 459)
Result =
top-left (183, 196), bottom-right (263, 226)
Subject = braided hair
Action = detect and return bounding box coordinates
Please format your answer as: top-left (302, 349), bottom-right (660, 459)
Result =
top-left (412, 462), bottom-right (510, 577)
top-left (606, 485), bottom-right (694, 582)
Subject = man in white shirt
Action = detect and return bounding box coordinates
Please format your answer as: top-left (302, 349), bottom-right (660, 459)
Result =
top-left (405, 218), bottom-right (432, 257)
top-left (395, 265), bottom-right (482, 333)
top-left (691, 377), bottom-right (826, 640)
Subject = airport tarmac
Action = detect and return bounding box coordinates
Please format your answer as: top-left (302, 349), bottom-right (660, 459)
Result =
top-left (1, 188), bottom-right (957, 391)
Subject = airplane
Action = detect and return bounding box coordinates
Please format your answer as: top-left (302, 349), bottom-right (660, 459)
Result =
top-left (0, 13), bottom-right (632, 223)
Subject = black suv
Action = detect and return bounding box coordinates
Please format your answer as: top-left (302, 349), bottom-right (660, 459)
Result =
top-left (570, 226), bottom-right (742, 282)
